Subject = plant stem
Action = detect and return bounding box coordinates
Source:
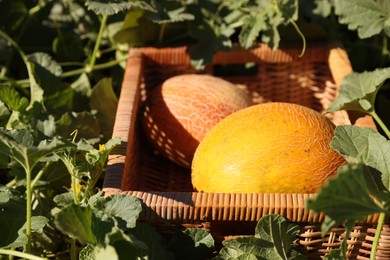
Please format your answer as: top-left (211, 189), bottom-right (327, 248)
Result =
top-left (70, 238), bottom-right (77, 260)
top-left (371, 212), bottom-right (386, 260)
top-left (371, 110), bottom-right (390, 139)
top-left (62, 56), bottom-right (128, 78)
top-left (86, 15), bottom-right (108, 73)
top-left (289, 18), bottom-right (306, 57)
top-left (5, 56), bottom-right (128, 87)
top-left (31, 161), bottom-right (50, 189)
top-left (25, 168), bottom-right (33, 254)
top-left (158, 23), bottom-right (167, 44)
top-left (0, 249), bottom-right (47, 260)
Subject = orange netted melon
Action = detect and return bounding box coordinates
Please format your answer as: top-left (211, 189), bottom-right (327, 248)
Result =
top-left (191, 102), bottom-right (346, 193)
top-left (141, 74), bottom-right (252, 168)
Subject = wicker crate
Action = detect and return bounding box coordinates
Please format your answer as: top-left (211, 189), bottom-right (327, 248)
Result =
top-left (103, 42), bottom-right (389, 259)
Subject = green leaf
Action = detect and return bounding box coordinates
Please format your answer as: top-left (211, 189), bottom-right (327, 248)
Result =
top-left (214, 248), bottom-right (259, 260)
top-left (44, 87), bottom-right (74, 116)
top-left (54, 203), bottom-right (113, 245)
top-left (334, 0), bottom-right (390, 39)
top-left (0, 83), bottom-right (29, 111)
top-left (238, 0), bottom-right (297, 50)
top-left (328, 68), bottom-right (390, 113)
top-left (170, 228), bottom-right (214, 260)
top-left (95, 245), bottom-right (119, 260)
top-left (28, 52), bottom-right (62, 92)
top-left (89, 78), bottom-right (118, 139)
top-left (53, 192), bottom-right (75, 207)
top-left (36, 115), bottom-right (57, 137)
top-left (79, 244), bottom-right (96, 260)
top-left (239, 13), bottom-right (267, 49)
top-left (128, 222), bottom-right (175, 260)
top-left (85, 0), bottom-right (154, 15)
top-left (0, 187), bottom-right (25, 247)
top-left (7, 216), bottom-right (49, 248)
top-left (330, 125), bottom-right (390, 190)
top-left (146, 2), bottom-right (194, 23)
top-left (28, 52), bottom-right (62, 77)
top-left (98, 227), bottom-right (149, 259)
top-left (188, 21), bottom-right (234, 70)
top-left (0, 128), bottom-right (72, 173)
top-left (306, 163), bottom-right (388, 235)
top-left (254, 214), bottom-right (301, 259)
top-left (217, 236), bottom-right (272, 259)
top-left (89, 193), bottom-right (142, 229)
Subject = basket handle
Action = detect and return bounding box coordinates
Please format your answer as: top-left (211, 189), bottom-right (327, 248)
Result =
top-left (328, 42), bottom-right (353, 88)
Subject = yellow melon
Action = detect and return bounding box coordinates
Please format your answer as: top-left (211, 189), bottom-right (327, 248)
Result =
top-left (191, 102), bottom-right (346, 193)
top-left (141, 74), bottom-right (252, 168)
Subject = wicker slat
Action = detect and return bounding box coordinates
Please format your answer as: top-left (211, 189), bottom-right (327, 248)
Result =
top-left (103, 42), bottom-right (385, 258)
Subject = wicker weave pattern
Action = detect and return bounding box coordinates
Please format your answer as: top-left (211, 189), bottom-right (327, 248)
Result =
top-left (103, 43), bottom-right (387, 258)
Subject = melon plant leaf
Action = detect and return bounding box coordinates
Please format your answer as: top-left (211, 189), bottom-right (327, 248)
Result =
top-left (89, 78), bottom-right (118, 139)
top-left (79, 244), bottom-right (96, 260)
top-left (0, 187), bottom-right (25, 247)
top-left (330, 125), bottom-right (390, 191)
top-left (96, 227), bottom-right (149, 260)
top-left (128, 222), bottom-right (175, 260)
top-left (6, 216), bottom-right (49, 248)
top-left (0, 83), bottom-right (29, 111)
top-left (254, 214), bottom-right (301, 259)
top-left (333, 0), bottom-right (390, 39)
top-left (94, 245), bottom-right (119, 260)
top-left (216, 236), bottom-right (273, 259)
top-left (239, 13), bottom-right (267, 49)
top-left (146, 1), bottom-right (194, 23)
top-left (28, 52), bottom-right (62, 93)
top-left (0, 128), bottom-right (73, 172)
top-left (170, 227), bottom-right (214, 259)
top-left (327, 68), bottom-right (390, 113)
top-left (89, 193), bottom-right (142, 229)
top-left (214, 249), bottom-right (259, 260)
top-left (239, 0), bottom-right (298, 50)
top-left (306, 163), bottom-right (389, 235)
top-left (54, 203), bottom-right (114, 245)
top-left (85, 0), bottom-right (154, 15)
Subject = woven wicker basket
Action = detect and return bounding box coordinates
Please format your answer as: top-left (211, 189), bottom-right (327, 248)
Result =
top-left (103, 42), bottom-right (390, 259)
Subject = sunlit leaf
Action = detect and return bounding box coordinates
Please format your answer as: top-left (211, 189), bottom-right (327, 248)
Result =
top-left (95, 245), bottom-right (119, 260)
top-left (331, 125), bottom-right (390, 190)
top-left (6, 216), bottom-right (49, 248)
top-left (89, 193), bottom-right (141, 229)
top-left (0, 128), bottom-right (72, 172)
top-left (306, 163), bottom-right (388, 234)
top-left (85, 0), bottom-right (154, 15)
top-left (170, 228), bottom-right (214, 259)
top-left (79, 244), bottom-right (96, 260)
top-left (239, 13), bottom-right (267, 49)
top-left (328, 68), bottom-right (390, 113)
top-left (254, 214), bottom-right (301, 259)
top-left (334, 0), bottom-right (390, 39)
top-left (0, 83), bottom-right (29, 111)
top-left (100, 228), bottom-right (148, 259)
top-left (217, 236), bottom-right (273, 258)
top-left (54, 203), bottom-right (113, 245)
top-left (146, 3), bottom-right (194, 23)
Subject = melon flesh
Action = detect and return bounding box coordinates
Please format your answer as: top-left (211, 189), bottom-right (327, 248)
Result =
top-left (191, 102), bottom-right (346, 193)
top-left (141, 74), bottom-right (252, 168)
